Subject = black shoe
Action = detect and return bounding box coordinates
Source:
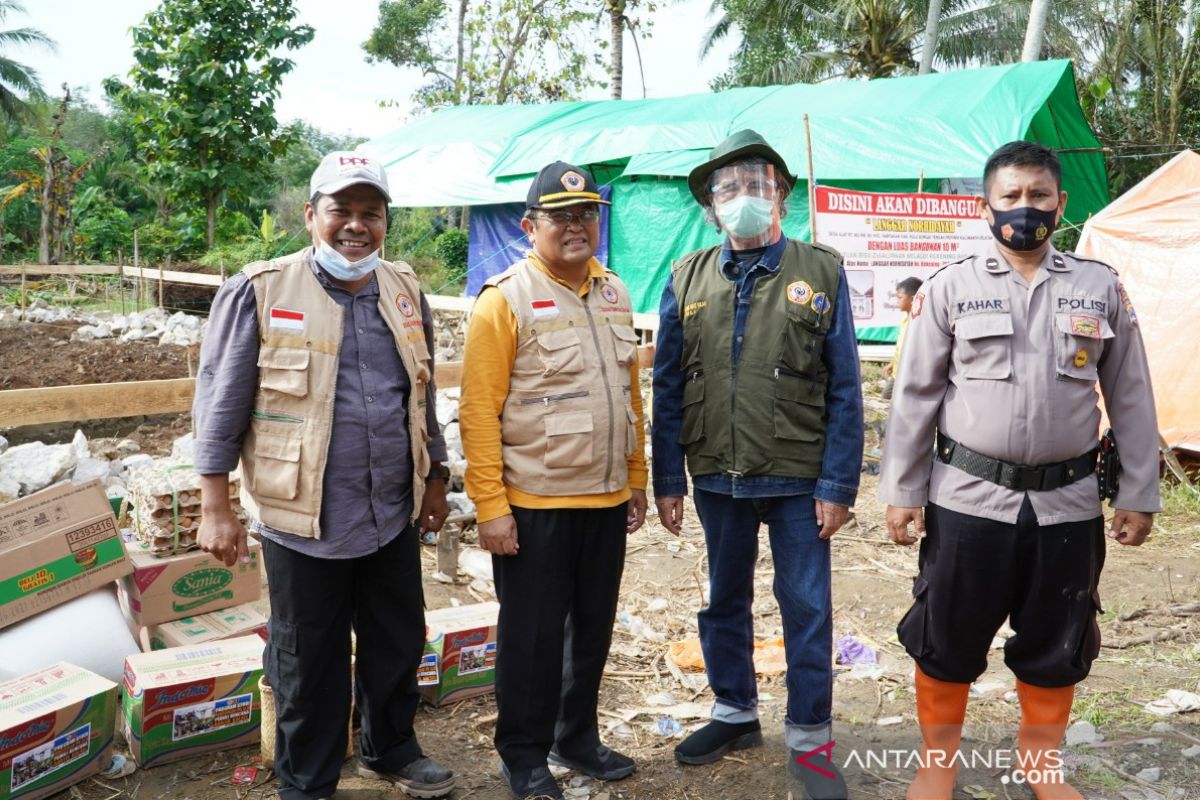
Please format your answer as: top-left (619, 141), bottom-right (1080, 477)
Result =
top-left (357, 757), bottom-right (457, 799)
top-left (499, 762), bottom-right (564, 800)
top-left (547, 744), bottom-right (636, 781)
top-left (673, 719), bottom-right (763, 765)
top-left (788, 746), bottom-right (848, 800)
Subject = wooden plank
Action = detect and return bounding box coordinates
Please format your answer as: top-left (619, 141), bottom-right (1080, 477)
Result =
top-left (122, 266), bottom-right (222, 287)
top-left (0, 378), bottom-right (197, 428)
top-left (0, 264), bottom-right (120, 277)
top-left (426, 294), bottom-right (474, 312)
top-left (437, 360), bottom-right (463, 388)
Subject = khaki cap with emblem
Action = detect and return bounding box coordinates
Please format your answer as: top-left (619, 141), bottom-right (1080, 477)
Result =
top-left (687, 129), bottom-right (798, 205)
top-left (527, 161), bottom-right (612, 209)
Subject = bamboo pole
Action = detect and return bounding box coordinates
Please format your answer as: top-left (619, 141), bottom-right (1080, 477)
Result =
top-left (803, 113), bottom-right (817, 242)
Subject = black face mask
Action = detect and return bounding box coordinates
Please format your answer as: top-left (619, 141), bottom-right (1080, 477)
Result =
top-left (987, 205), bottom-right (1058, 251)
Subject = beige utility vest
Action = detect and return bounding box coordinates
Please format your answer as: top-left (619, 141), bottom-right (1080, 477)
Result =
top-left (239, 249), bottom-right (432, 538)
top-left (485, 258), bottom-right (640, 496)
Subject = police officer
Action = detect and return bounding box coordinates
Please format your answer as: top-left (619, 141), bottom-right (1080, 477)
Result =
top-left (652, 130), bottom-right (864, 799)
top-left (460, 162), bottom-right (648, 800)
top-left (879, 141), bottom-right (1160, 800)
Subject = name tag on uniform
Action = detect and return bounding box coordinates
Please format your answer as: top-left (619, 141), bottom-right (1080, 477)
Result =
top-left (269, 307), bottom-right (305, 331)
top-left (531, 299), bottom-right (559, 320)
top-left (954, 297), bottom-right (1009, 316)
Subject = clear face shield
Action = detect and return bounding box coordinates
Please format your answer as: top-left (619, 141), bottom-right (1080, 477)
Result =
top-left (709, 163), bottom-right (781, 248)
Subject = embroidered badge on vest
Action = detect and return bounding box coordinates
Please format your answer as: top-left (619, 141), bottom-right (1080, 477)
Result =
top-left (395, 294), bottom-right (415, 317)
top-left (531, 299), bottom-right (559, 319)
top-left (601, 284), bottom-right (619, 304)
top-left (269, 307), bottom-right (305, 331)
top-left (787, 280), bottom-right (813, 305)
top-left (811, 292), bottom-right (831, 314)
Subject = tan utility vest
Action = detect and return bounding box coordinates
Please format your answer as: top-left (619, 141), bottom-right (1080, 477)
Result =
top-left (484, 258), bottom-right (639, 496)
top-left (239, 248), bottom-right (431, 538)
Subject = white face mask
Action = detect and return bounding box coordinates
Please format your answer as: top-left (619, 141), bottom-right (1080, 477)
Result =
top-left (314, 237), bottom-right (380, 281)
top-left (716, 195), bottom-right (775, 239)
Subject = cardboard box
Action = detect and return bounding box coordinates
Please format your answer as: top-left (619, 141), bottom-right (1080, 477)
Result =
top-left (419, 602), bottom-right (499, 706)
top-left (0, 662), bottom-right (119, 800)
top-left (138, 604), bottom-right (269, 651)
top-left (118, 534), bottom-right (261, 626)
top-left (0, 481), bottom-right (132, 631)
top-left (122, 635), bottom-right (264, 767)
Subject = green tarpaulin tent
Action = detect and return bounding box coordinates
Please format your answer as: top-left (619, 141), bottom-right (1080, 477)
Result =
top-left (363, 59), bottom-right (1107, 339)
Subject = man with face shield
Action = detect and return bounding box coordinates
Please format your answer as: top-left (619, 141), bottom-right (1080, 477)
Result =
top-left (879, 141), bottom-right (1160, 800)
top-left (194, 152), bottom-right (457, 799)
top-left (651, 130), bottom-right (864, 799)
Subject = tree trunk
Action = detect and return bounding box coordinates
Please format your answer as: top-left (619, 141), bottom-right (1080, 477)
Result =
top-left (455, 0), bottom-right (469, 97)
top-left (1022, 0), bottom-right (1052, 62)
top-left (918, 0), bottom-right (942, 74)
top-left (609, 2), bottom-right (625, 99)
top-left (38, 153), bottom-right (53, 264)
top-left (206, 191), bottom-right (217, 248)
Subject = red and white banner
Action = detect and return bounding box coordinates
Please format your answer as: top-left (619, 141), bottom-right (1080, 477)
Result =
top-left (813, 186), bottom-right (992, 330)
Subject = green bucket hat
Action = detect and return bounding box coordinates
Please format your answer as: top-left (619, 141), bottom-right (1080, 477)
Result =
top-left (687, 129), bottom-right (798, 205)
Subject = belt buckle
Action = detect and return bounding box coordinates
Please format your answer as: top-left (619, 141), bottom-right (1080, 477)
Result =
top-left (1007, 465), bottom-right (1043, 492)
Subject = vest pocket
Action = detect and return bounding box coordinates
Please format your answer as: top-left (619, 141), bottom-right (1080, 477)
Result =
top-left (780, 314), bottom-right (825, 376)
top-left (773, 369), bottom-right (823, 442)
top-left (258, 347), bottom-right (310, 398)
top-left (679, 372), bottom-right (705, 445)
top-left (624, 405), bottom-right (638, 456)
top-left (1054, 312), bottom-right (1110, 382)
top-left (610, 324), bottom-right (640, 368)
top-left (251, 428), bottom-right (302, 500)
top-left (953, 313), bottom-right (1013, 380)
top-left (536, 328), bottom-right (584, 376)
top-left (544, 410), bottom-right (595, 468)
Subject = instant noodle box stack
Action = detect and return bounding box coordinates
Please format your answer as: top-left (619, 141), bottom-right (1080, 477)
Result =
top-left (126, 463), bottom-right (246, 557)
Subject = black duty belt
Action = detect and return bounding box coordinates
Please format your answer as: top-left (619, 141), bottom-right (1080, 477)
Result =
top-left (936, 433), bottom-right (1099, 492)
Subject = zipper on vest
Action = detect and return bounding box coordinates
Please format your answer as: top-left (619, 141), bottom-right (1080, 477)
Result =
top-left (518, 390), bottom-right (591, 406)
top-left (582, 301), bottom-right (616, 491)
top-left (687, 369), bottom-right (704, 382)
top-left (252, 410), bottom-right (304, 424)
top-left (774, 366), bottom-right (819, 382)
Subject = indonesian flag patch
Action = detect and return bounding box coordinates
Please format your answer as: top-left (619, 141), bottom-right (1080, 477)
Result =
top-left (531, 299), bottom-right (559, 319)
top-left (269, 307), bottom-right (305, 331)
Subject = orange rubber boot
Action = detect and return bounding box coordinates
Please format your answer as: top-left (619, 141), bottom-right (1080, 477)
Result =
top-left (907, 666), bottom-right (971, 800)
top-left (1015, 680), bottom-right (1084, 800)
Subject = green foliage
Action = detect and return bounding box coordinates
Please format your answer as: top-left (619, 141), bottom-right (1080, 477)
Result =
top-left (365, 0), bottom-right (604, 109)
top-left (0, 1), bottom-right (55, 121)
top-left (434, 227), bottom-right (469, 271)
top-left (103, 0), bottom-right (314, 245)
top-left (72, 187), bottom-right (133, 262)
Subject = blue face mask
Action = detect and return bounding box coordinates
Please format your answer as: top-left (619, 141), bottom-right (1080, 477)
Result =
top-left (314, 238), bottom-right (380, 281)
top-left (716, 195), bottom-right (775, 239)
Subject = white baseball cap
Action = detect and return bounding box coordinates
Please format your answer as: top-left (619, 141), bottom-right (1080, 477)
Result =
top-left (309, 151), bottom-right (391, 203)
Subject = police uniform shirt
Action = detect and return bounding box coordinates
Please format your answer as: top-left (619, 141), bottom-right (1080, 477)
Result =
top-left (878, 240), bottom-right (1162, 525)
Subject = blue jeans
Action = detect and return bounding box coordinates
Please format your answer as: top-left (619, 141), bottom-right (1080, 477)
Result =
top-left (693, 488), bottom-right (833, 750)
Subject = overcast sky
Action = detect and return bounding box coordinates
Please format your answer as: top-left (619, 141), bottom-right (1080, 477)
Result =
top-left (18, 0), bottom-right (737, 141)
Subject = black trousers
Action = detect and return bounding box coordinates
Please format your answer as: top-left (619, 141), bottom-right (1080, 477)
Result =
top-left (493, 504), bottom-right (627, 773)
top-left (898, 497), bottom-right (1105, 687)
top-left (263, 529), bottom-right (427, 800)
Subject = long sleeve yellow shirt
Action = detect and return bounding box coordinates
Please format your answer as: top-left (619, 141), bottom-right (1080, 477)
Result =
top-left (460, 256), bottom-right (648, 523)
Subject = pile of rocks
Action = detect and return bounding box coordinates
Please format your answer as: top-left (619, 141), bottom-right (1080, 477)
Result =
top-left (0, 301), bottom-right (206, 347)
top-left (0, 430), bottom-right (156, 503)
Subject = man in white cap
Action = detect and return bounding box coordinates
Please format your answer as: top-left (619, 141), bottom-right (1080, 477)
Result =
top-left (195, 152), bottom-right (457, 799)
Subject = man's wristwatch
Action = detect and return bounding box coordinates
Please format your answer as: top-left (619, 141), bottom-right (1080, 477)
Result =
top-left (426, 463), bottom-right (450, 482)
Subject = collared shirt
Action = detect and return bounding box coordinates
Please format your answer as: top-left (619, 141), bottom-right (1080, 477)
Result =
top-left (652, 235), bottom-right (864, 505)
top-left (193, 254), bottom-right (447, 558)
top-left (878, 241), bottom-right (1161, 524)
top-left (891, 312), bottom-right (909, 378)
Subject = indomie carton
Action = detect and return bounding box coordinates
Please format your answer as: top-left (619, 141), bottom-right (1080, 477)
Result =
top-left (0, 662), bottom-right (119, 800)
top-left (0, 481), bottom-right (131, 630)
top-left (118, 533), bottom-right (261, 626)
top-left (122, 635), bottom-right (264, 767)
top-left (418, 602), bottom-right (499, 706)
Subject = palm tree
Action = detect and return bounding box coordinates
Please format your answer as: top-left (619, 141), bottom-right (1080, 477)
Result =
top-left (0, 0), bottom-right (54, 121)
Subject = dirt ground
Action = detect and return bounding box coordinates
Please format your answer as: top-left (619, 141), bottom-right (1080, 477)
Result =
top-left (3, 321), bottom-right (1198, 800)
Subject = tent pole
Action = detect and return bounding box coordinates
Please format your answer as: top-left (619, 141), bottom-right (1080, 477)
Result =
top-left (804, 113), bottom-right (817, 242)
top-left (917, 169), bottom-right (925, 194)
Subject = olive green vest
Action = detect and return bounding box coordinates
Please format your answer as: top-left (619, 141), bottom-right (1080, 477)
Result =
top-left (672, 239), bottom-right (842, 478)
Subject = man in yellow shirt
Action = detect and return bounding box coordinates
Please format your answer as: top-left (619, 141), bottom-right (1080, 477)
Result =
top-left (883, 276), bottom-right (923, 400)
top-left (460, 161), bottom-right (648, 800)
